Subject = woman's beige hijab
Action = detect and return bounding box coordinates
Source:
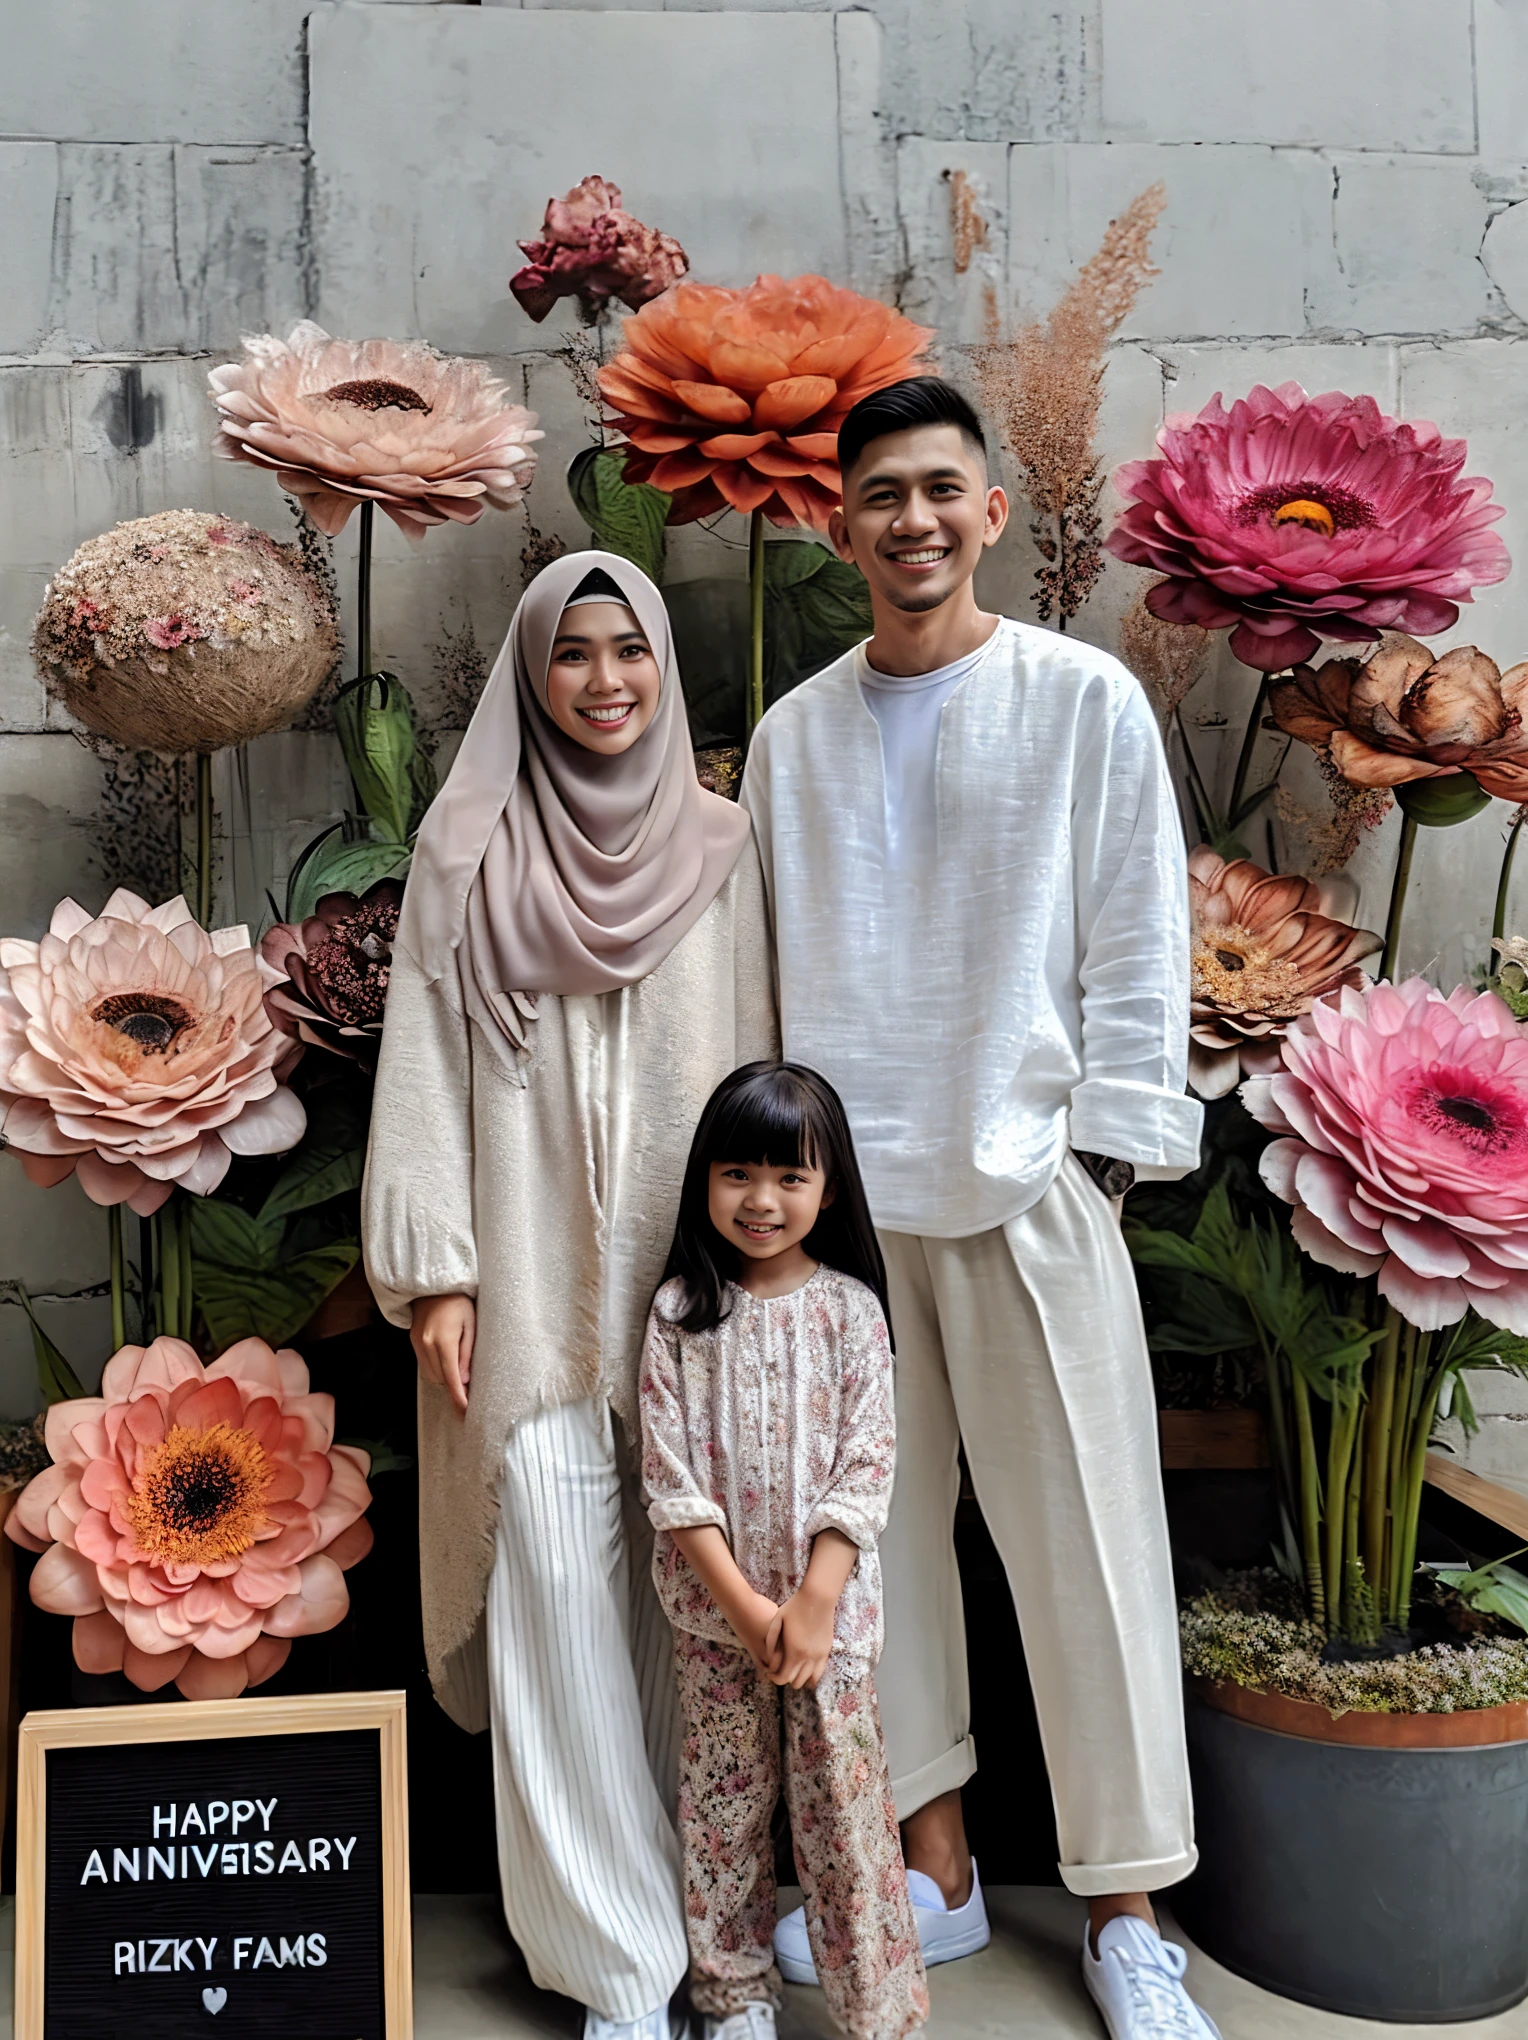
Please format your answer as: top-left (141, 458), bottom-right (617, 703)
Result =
top-left (398, 550), bottom-right (750, 1050)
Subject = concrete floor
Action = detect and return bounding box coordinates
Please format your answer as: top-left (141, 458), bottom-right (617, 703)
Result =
top-left (407, 1890), bottom-right (1528, 2040)
top-left (5, 1891), bottom-right (1528, 2036)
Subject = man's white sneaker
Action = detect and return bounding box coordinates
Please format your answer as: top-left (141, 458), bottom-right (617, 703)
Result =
top-left (583, 2009), bottom-right (687, 2040)
top-left (702, 2006), bottom-right (777, 2040)
top-left (1082, 1915), bottom-right (1222, 2040)
top-left (773, 1861), bottom-right (990, 1983)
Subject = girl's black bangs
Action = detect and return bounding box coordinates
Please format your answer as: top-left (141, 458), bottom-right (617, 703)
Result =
top-left (702, 1083), bottom-right (824, 1172)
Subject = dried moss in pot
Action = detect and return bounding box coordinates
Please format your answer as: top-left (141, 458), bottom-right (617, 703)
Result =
top-left (33, 509), bottom-right (339, 755)
top-left (1181, 1567), bottom-right (1528, 1715)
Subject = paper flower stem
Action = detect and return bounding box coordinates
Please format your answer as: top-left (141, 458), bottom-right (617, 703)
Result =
top-left (357, 498), bottom-right (374, 683)
top-left (1494, 809), bottom-right (1525, 947)
top-left (108, 1205), bottom-right (126, 1354)
top-left (1379, 812), bottom-right (1418, 982)
top-left (1225, 672), bottom-right (1271, 837)
top-left (748, 507), bottom-right (765, 739)
top-left (195, 752), bottom-right (214, 930)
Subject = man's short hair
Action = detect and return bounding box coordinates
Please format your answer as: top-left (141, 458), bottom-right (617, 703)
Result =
top-left (837, 376), bottom-right (988, 481)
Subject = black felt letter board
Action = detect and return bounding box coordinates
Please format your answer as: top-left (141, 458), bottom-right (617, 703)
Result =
top-left (42, 1726), bottom-right (384, 2040)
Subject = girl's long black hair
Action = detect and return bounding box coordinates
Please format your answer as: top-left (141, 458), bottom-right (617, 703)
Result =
top-left (662, 1060), bottom-right (892, 1340)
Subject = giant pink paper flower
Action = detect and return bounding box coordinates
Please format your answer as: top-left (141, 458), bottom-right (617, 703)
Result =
top-left (5, 1336), bottom-right (373, 1701)
top-left (208, 322), bottom-right (542, 543)
top-left (510, 175), bottom-right (689, 323)
top-left (1107, 384), bottom-right (1509, 672)
top-left (1244, 979), bottom-right (1528, 1331)
top-left (0, 890), bottom-right (304, 1216)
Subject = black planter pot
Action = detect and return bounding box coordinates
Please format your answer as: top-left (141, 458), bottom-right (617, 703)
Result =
top-left (1176, 1696), bottom-right (1528, 2022)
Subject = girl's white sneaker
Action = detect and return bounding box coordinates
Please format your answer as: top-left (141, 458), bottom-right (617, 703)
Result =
top-left (701, 2006), bottom-right (777, 2040)
top-left (1082, 1916), bottom-right (1222, 2039)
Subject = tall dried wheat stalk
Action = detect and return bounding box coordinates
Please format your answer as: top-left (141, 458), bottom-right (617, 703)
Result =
top-left (971, 183), bottom-right (1166, 628)
top-left (1119, 587), bottom-right (1208, 726)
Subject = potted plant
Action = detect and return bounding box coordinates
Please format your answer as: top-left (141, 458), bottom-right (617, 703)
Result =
top-left (1109, 385), bottom-right (1528, 2020)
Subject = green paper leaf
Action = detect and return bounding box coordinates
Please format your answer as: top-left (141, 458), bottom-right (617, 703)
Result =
top-left (1, 1281), bottom-right (86, 1405)
top-left (339, 1436), bottom-right (414, 1477)
top-left (331, 673), bottom-right (436, 845)
top-left (1438, 1558), bottom-right (1528, 1635)
top-left (567, 447), bottom-right (671, 584)
top-left (1396, 772), bottom-right (1491, 828)
top-left (192, 1243), bottom-right (360, 1350)
top-left (761, 541), bottom-right (872, 695)
top-left (188, 1198), bottom-right (285, 1274)
top-left (285, 828), bottom-right (411, 924)
top-left (258, 1087), bottom-right (370, 1226)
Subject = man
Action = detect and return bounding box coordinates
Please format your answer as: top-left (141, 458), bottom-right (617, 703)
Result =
top-left (741, 377), bottom-right (1217, 2039)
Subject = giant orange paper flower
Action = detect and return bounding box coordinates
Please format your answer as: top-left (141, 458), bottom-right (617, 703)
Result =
top-left (6, 1336), bottom-right (373, 1701)
top-left (597, 275), bottom-right (933, 526)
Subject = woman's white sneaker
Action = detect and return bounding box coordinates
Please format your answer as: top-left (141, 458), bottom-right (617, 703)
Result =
top-left (773, 1861), bottom-right (990, 1983)
top-left (701, 2005), bottom-right (777, 2040)
top-left (583, 2009), bottom-right (687, 2040)
top-left (1082, 1916), bottom-right (1222, 2039)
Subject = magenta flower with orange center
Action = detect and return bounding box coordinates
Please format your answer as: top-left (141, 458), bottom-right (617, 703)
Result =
top-left (1107, 383), bottom-right (1509, 671)
top-left (6, 1335), bottom-right (373, 1701)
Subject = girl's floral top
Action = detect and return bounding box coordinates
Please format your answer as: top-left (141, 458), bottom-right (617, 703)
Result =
top-left (639, 1266), bottom-right (895, 1662)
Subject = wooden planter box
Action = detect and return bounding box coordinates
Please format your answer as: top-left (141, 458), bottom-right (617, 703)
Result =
top-left (1158, 1408), bottom-right (1267, 1470)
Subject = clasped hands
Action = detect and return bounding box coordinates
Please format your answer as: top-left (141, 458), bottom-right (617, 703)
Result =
top-left (672, 1522), bottom-right (860, 1693)
top-left (731, 1579), bottom-right (837, 1691)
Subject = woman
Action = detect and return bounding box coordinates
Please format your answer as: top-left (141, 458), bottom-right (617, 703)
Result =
top-left (364, 551), bottom-right (777, 2040)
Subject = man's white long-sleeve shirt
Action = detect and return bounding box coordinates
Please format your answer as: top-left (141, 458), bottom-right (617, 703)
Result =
top-left (740, 617), bottom-right (1203, 1238)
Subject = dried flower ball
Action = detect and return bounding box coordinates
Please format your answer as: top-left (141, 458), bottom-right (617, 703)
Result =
top-left (33, 509), bottom-right (339, 755)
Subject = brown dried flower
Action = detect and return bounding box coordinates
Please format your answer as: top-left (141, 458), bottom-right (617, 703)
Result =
top-left (1187, 846), bottom-right (1381, 1098)
top-left (972, 184), bottom-right (1166, 628)
top-left (1118, 586), bottom-right (1209, 725)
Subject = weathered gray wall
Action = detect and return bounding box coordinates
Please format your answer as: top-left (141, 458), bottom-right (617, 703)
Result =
top-left (4, 2), bottom-right (1528, 1479)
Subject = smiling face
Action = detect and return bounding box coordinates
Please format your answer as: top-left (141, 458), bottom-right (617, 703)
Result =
top-left (829, 422), bottom-right (1007, 616)
top-left (707, 1157), bottom-right (832, 1276)
top-left (543, 600), bottom-right (663, 753)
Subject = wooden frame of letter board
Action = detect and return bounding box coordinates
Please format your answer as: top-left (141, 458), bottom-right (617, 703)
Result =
top-left (14, 1688), bottom-right (412, 2040)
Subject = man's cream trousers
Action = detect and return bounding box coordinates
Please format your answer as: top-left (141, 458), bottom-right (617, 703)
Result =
top-left (875, 1156), bottom-right (1197, 1897)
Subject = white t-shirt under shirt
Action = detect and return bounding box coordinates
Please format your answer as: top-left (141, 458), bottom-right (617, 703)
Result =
top-left (857, 629), bottom-right (1000, 870)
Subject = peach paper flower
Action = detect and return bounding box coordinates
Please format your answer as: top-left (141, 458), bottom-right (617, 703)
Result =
top-left (261, 881), bottom-right (402, 1071)
top-left (0, 891), bottom-right (304, 1216)
top-left (1269, 633), bottom-right (1528, 803)
top-left (1188, 847), bottom-right (1381, 1098)
top-left (1244, 979), bottom-right (1528, 1332)
top-left (598, 275), bottom-right (932, 526)
top-left (6, 1336), bottom-right (373, 1700)
top-left (209, 322), bottom-right (542, 543)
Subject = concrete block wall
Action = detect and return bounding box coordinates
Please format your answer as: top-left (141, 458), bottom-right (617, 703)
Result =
top-left (4, 0), bottom-right (1528, 1480)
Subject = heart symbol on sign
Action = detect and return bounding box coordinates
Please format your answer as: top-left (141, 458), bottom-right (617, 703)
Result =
top-left (202, 1986), bottom-right (228, 2015)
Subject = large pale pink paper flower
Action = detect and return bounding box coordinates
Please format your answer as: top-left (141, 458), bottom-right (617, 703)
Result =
top-left (208, 322), bottom-right (542, 543)
top-left (1244, 979), bottom-right (1528, 1331)
top-left (0, 891), bottom-right (304, 1216)
top-left (1107, 383), bottom-right (1509, 672)
top-left (5, 1336), bottom-right (372, 1700)
top-left (510, 174), bottom-right (689, 323)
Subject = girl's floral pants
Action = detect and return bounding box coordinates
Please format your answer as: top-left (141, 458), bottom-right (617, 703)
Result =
top-left (672, 1629), bottom-right (929, 2039)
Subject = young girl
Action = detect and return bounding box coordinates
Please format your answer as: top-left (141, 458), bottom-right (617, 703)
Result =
top-left (639, 1062), bottom-right (929, 2040)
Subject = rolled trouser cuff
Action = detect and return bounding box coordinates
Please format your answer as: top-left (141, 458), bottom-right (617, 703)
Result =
top-left (1059, 1845), bottom-right (1199, 1898)
top-left (891, 1733), bottom-right (977, 1823)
